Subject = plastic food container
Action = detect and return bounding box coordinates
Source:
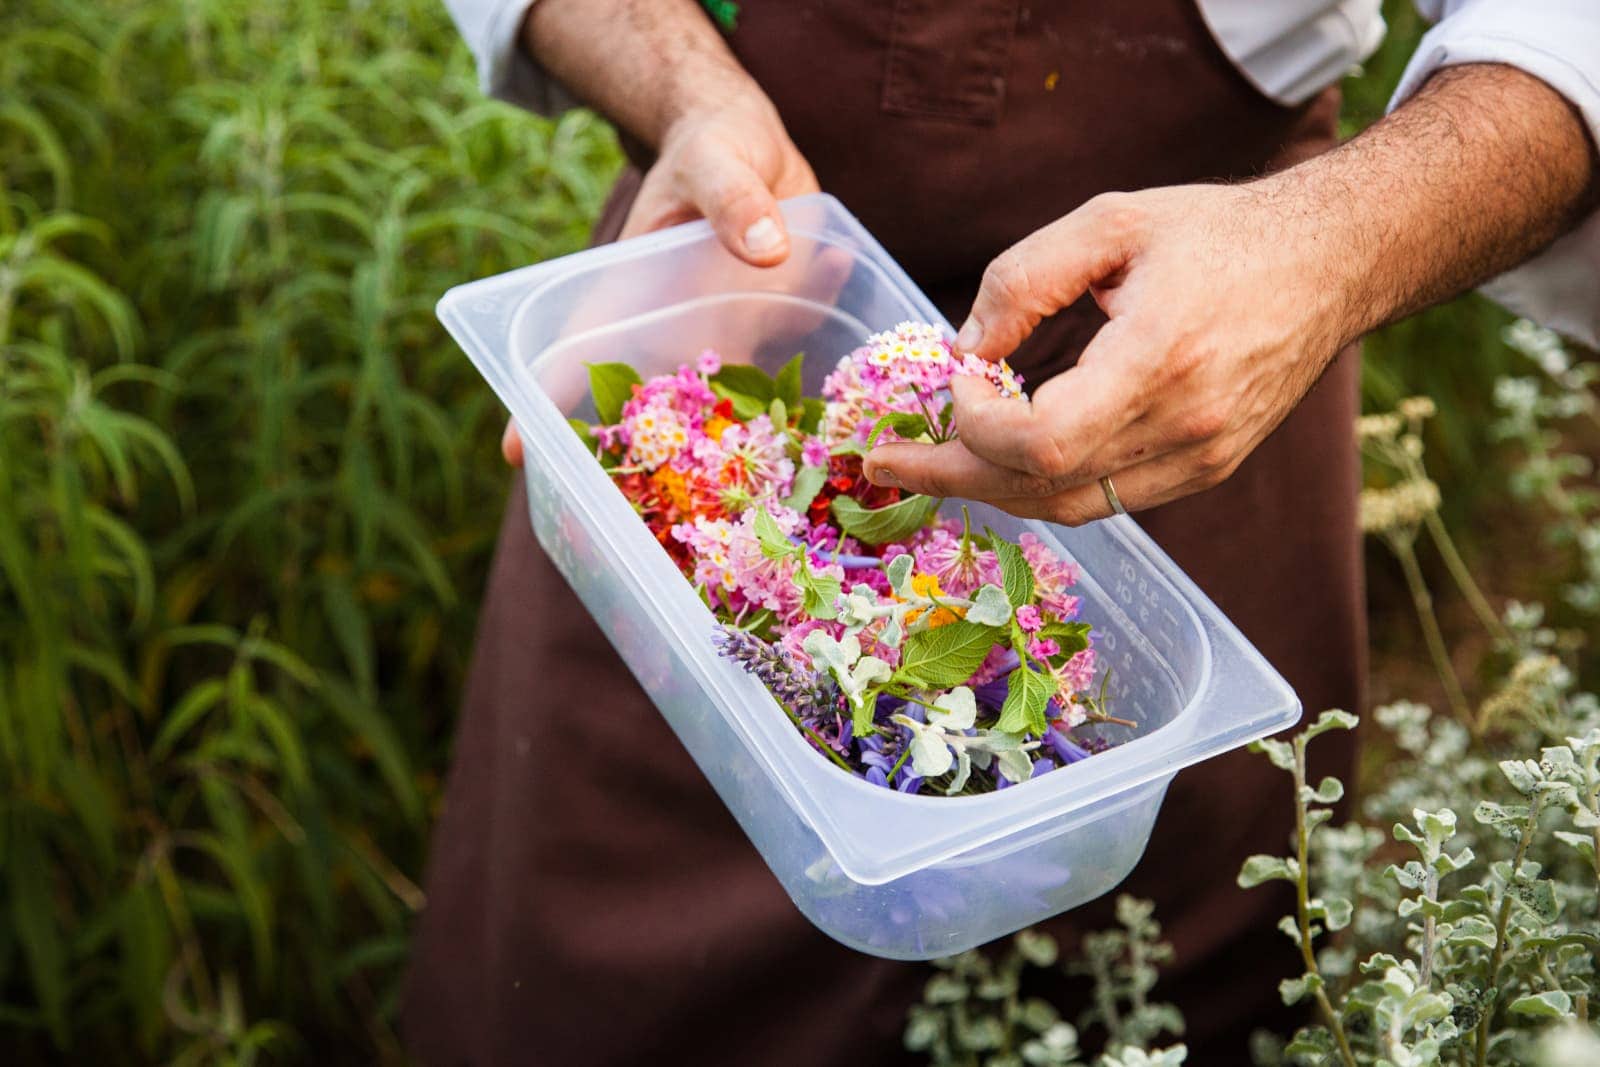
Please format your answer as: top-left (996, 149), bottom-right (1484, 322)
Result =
top-left (437, 193), bottom-right (1301, 960)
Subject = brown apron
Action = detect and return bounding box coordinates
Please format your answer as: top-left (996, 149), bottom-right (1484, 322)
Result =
top-left (404, 3), bottom-right (1364, 1064)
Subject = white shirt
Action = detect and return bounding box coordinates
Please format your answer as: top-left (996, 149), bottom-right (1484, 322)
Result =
top-left (447, 0), bottom-right (1600, 347)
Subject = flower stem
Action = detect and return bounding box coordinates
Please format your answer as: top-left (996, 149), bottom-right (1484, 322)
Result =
top-left (1293, 735), bottom-right (1358, 1067)
top-left (1473, 792), bottom-right (1546, 1067)
top-left (1388, 531), bottom-right (1473, 726)
top-left (1419, 868), bottom-right (1440, 986)
top-left (1421, 511), bottom-right (1511, 645)
top-left (887, 744), bottom-right (912, 783)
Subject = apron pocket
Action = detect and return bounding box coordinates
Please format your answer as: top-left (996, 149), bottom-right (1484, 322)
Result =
top-left (881, 0), bottom-right (1021, 124)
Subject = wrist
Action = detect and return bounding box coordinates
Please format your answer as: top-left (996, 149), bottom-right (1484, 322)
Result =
top-left (658, 66), bottom-right (783, 151)
top-left (1241, 167), bottom-right (1380, 353)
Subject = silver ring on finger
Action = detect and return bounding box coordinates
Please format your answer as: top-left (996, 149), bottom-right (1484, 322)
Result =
top-left (1100, 474), bottom-right (1128, 517)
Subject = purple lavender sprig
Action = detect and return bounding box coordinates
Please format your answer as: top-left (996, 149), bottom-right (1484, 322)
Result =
top-left (713, 625), bottom-right (838, 720)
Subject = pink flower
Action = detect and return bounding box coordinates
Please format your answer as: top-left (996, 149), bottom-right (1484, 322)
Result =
top-left (1059, 648), bottom-right (1096, 695)
top-left (697, 349), bottom-right (722, 375)
top-left (913, 524), bottom-right (1001, 597)
top-left (819, 321), bottom-right (1023, 444)
top-left (1016, 605), bottom-right (1043, 633)
top-left (801, 437), bottom-right (830, 469)
top-left (1027, 637), bottom-right (1059, 660)
top-left (1019, 533), bottom-right (1083, 620)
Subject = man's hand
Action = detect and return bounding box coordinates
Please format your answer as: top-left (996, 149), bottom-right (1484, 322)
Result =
top-left (502, 100), bottom-right (817, 464)
top-left (503, 0), bottom-right (818, 465)
top-left (863, 183), bottom-right (1349, 523)
top-left (864, 63), bottom-right (1597, 523)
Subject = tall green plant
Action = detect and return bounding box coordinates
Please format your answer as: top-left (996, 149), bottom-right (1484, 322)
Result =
top-left (0, 0), bottom-right (620, 1060)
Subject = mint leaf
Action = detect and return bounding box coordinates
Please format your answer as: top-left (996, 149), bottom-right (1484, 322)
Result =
top-left (710, 383), bottom-right (770, 422)
top-left (711, 363), bottom-right (778, 403)
top-left (893, 621), bottom-right (1001, 689)
top-left (997, 664), bottom-right (1052, 734)
top-left (1038, 621), bottom-right (1090, 654)
top-left (865, 412), bottom-right (930, 448)
top-left (987, 528), bottom-right (1035, 607)
top-left (784, 465), bottom-right (828, 512)
top-left (798, 397), bottom-right (826, 434)
top-left (775, 352), bottom-right (804, 410)
top-left (587, 362), bottom-right (641, 425)
top-left (798, 570), bottom-right (841, 620)
top-left (752, 509), bottom-right (794, 561)
top-left (831, 493), bottom-right (941, 545)
top-left (567, 417), bottom-right (597, 451)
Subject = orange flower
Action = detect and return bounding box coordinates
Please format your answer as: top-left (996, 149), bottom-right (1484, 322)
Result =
top-left (904, 572), bottom-right (963, 628)
top-left (649, 466), bottom-right (693, 514)
top-left (703, 415), bottom-right (735, 442)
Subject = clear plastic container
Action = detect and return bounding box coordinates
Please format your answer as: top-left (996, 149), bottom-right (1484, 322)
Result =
top-left (437, 193), bottom-right (1301, 960)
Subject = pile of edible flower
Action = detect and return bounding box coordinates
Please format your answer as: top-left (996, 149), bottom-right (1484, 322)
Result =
top-left (573, 322), bottom-right (1130, 796)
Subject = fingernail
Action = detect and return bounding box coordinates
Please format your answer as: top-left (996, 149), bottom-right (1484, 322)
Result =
top-left (743, 216), bottom-right (781, 254)
top-left (868, 465), bottom-right (900, 487)
top-left (955, 317), bottom-right (983, 352)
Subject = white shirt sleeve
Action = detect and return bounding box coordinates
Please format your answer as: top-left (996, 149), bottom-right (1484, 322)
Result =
top-left (443, 0), bottom-right (575, 115)
top-left (1394, 0), bottom-right (1600, 347)
top-left (1194, 1), bottom-right (1386, 106)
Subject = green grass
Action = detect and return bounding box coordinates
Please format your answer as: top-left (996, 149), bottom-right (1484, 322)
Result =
top-left (0, 0), bottom-right (1552, 1061)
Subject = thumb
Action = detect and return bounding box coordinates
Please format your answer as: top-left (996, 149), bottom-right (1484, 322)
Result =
top-left (682, 150), bottom-right (791, 267)
top-left (955, 195), bottom-right (1141, 362)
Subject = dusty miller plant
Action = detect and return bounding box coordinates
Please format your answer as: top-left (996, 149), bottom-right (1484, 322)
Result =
top-left (909, 321), bottom-right (1600, 1066)
top-left (904, 897), bottom-right (1186, 1066)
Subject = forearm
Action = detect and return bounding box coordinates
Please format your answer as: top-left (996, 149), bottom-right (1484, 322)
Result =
top-left (1261, 63), bottom-right (1598, 345)
top-left (521, 0), bottom-right (771, 149)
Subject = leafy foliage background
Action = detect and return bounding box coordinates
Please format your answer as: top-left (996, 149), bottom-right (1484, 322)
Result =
top-left (0, 0), bottom-right (1576, 1062)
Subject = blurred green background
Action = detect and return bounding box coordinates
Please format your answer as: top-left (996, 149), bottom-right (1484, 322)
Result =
top-left (0, 0), bottom-right (1553, 1062)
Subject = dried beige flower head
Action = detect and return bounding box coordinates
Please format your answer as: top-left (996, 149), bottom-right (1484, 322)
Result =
top-left (1356, 412), bottom-right (1404, 442)
top-left (1398, 395), bottom-right (1437, 421)
top-left (1359, 478), bottom-right (1442, 533)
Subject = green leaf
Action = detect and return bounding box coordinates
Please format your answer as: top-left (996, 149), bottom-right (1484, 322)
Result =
top-left (784, 465), bottom-right (828, 513)
top-left (753, 508), bottom-right (795, 560)
top-left (1250, 737), bottom-right (1297, 771)
top-left (1014, 929), bottom-right (1059, 968)
top-left (894, 621), bottom-right (1002, 689)
top-left (775, 352), bottom-right (804, 409)
top-left (1037, 621), bottom-right (1090, 654)
top-left (1279, 972), bottom-right (1323, 1006)
top-left (987, 529), bottom-right (1036, 607)
top-left (997, 665), bottom-right (1053, 735)
top-left (966, 584), bottom-right (1012, 627)
top-left (865, 412), bottom-right (929, 448)
top-left (711, 363), bottom-right (778, 405)
top-left (712, 386), bottom-right (770, 422)
top-left (908, 728), bottom-right (956, 779)
top-left (798, 570), bottom-right (841, 621)
top-left (798, 397), bottom-right (826, 434)
top-left (887, 553), bottom-right (915, 597)
top-left (567, 417), bottom-right (598, 451)
top-left (587, 362), bottom-right (640, 425)
top-left (1508, 991), bottom-right (1573, 1018)
top-left (1301, 776), bottom-right (1345, 805)
top-left (1499, 758), bottom-right (1543, 796)
top-left (1238, 854), bottom-right (1300, 888)
top-left (832, 493), bottom-right (941, 545)
top-left (1447, 916), bottom-right (1497, 948)
top-left (1303, 709), bottom-right (1358, 741)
